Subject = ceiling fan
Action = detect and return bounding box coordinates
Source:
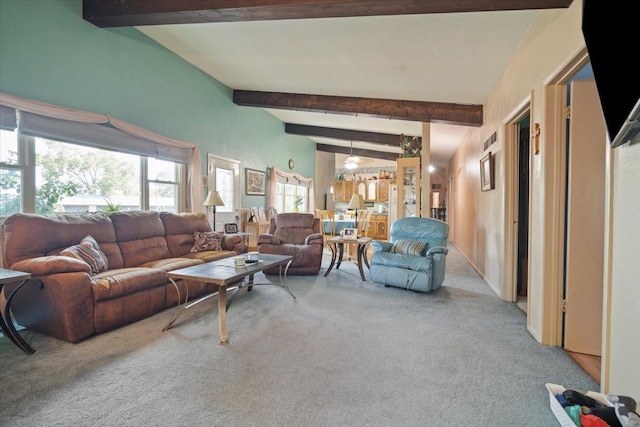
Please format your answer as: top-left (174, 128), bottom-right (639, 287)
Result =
top-left (344, 141), bottom-right (360, 169)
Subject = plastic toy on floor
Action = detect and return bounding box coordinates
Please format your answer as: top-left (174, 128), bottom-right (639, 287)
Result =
top-left (608, 394), bottom-right (640, 427)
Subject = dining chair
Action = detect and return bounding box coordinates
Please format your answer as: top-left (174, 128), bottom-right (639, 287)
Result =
top-left (318, 209), bottom-right (336, 237)
top-left (357, 210), bottom-right (372, 237)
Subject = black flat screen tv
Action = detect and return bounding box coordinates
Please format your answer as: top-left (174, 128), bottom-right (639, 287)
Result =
top-left (582, 0), bottom-right (640, 147)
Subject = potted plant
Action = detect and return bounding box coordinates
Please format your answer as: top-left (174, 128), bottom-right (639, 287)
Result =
top-left (399, 134), bottom-right (422, 158)
top-left (293, 195), bottom-right (303, 212)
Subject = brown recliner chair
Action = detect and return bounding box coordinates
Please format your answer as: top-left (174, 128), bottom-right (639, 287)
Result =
top-left (258, 213), bottom-right (324, 275)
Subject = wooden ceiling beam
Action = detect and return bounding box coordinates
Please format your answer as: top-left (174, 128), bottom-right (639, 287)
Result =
top-left (83, 0), bottom-right (574, 27)
top-left (236, 91), bottom-right (482, 126)
top-left (316, 143), bottom-right (399, 162)
top-left (285, 123), bottom-right (409, 146)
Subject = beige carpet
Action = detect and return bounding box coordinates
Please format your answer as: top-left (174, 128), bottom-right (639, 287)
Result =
top-left (0, 245), bottom-right (597, 426)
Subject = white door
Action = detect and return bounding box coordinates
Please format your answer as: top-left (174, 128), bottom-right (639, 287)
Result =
top-left (207, 154), bottom-right (241, 232)
top-left (563, 79), bottom-right (606, 355)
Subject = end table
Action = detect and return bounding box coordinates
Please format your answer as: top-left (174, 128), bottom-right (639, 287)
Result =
top-left (0, 268), bottom-right (35, 354)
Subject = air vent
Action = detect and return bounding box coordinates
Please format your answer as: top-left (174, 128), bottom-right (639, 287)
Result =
top-left (483, 132), bottom-right (497, 151)
top-left (431, 184), bottom-right (442, 189)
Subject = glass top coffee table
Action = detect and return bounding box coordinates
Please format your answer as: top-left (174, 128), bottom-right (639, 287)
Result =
top-left (162, 253), bottom-right (294, 345)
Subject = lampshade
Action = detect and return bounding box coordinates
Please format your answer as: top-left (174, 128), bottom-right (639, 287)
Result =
top-left (347, 194), bottom-right (365, 210)
top-left (203, 190), bottom-right (224, 207)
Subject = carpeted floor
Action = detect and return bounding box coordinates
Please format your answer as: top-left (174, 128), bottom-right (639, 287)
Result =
top-left (0, 244), bottom-right (597, 426)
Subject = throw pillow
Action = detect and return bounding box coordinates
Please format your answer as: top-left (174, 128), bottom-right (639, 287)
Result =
top-left (61, 235), bottom-right (109, 275)
top-left (390, 239), bottom-right (429, 256)
top-left (190, 230), bottom-right (224, 253)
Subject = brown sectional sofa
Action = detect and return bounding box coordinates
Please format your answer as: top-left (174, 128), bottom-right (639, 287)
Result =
top-left (1, 210), bottom-right (247, 343)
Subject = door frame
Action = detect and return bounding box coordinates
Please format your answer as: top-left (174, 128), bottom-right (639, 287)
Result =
top-left (540, 47), bottom-right (590, 346)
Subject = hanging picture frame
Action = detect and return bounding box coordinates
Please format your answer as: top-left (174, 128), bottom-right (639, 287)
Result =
top-left (245, 168), bottom-right (266, 195)
top-left (480, 152), bottom-right (495, 191)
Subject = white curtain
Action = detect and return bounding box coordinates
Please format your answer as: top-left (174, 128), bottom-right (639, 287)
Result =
top-left (267, 166), bottom-right (315, 213)
top-left (0, 93), bottom-right (204, 212)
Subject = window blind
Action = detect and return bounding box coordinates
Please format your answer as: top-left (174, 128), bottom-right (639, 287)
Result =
top-left (0, 105), bottom-right (17, 131)
top-left (20, 111), bottom-right (188, 163)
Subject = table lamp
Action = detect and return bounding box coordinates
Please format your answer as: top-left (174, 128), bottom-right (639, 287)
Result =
top-left (203, 190), bottom-right (224, 231)
top-left (347, 194), bottom-right (366, 234)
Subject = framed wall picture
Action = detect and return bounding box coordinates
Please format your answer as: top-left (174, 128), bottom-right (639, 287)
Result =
top-left (245, 168), bottom-right (266, 195)
top-left (480, 152), bottom-right (495, 191)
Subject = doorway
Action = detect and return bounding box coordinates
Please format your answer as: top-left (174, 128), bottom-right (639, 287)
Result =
top-left (207, 154), bottom-right (241, 232)
top-left (504, 97), bottom-right (532, 308)
top-left (516, 115), bottom-right (530, 312)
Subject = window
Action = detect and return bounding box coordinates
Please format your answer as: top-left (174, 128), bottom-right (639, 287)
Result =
top-left (0, 99), bottom-right (197, 217)
top-left (275, 181), bottom-right (309, 213)
top-left (1, 129), bottom-right (184, 216)
top-left (0, 128), bottom-right (23, 216)
top-left (148, 157), bottom-right (180, 213)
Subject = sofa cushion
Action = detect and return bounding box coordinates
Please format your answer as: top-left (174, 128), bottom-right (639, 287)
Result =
top-left (140, 257), bottom-right (203, 271)
top-left (390, 239), bottom-right (429, 256)
top-left (190, 231), bottom-right (224, 252)
top-left (181, 250), bottom-right (238, 263)
top-left (160, 212), bottom-right (212, 257)
top-left (61, 235), bottom-right (109, 275)
top-left (109, 211), bottom-right (171, 267)
top-left (2, 212), bottom-right (123, 269)
top-left (270, 213), bottom-right (319, 245)
top-left (371, 252), bottom-right (432, 272)
top-left (91, 267), bottom-right (168, 301)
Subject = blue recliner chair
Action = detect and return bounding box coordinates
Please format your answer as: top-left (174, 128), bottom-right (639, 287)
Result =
top-left (370, 217), bottom-right (449, 292)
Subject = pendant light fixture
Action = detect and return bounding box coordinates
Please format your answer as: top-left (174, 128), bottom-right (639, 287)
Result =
top-left (345, 141), bottom-right (359, 169)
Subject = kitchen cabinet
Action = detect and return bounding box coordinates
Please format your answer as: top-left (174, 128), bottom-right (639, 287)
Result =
top-left (366, 214), bottom-right (388, 240)
top-left (366, 181), bottom-right (377, 201)
top-left (396, 157), bottom-right (421, 219)
top-left (377, 179), bottom-right (390, 201)
top-left (333, 180), bottom-right (354, 202)
top-left (333, 179), bottom-right (393, 203)
top-left (356, 181), bottom-right (368, 200)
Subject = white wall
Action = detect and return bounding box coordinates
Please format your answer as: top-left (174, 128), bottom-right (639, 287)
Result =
top-left (447, 0), bottom-right (639, 395)
top-left (448, 1), bottom-right (586, 305)
top-left (606, 142), bottom-right (640, 396)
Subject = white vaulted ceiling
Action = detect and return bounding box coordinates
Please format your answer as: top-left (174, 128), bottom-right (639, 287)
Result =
top-left (135, 8), bottom-right (546, 168)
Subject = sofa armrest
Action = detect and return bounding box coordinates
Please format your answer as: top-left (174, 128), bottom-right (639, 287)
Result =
top-left (304, 233), bottom-right (324, 245)
top-left (11, 255), bottom-right (91, 276)
top-left (372, 241), bottom-right (393, 253)
top-left (221, 234), bottom-right (241, 250)
top-left (258, 234), bottom-right (280, 245)
top-left (426, 246), bottom-right (449, 257)
top-left (220, 234), bottom-right (248, 254)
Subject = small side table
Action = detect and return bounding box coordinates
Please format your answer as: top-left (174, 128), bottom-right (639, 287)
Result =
top-left (324, 236), bottom-right (372, 281)
top-left (0, 268), bottom-right (35, 354)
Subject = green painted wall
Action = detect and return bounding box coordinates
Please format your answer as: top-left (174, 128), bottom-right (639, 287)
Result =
top-left (0, 0), bottom-right (315, 207)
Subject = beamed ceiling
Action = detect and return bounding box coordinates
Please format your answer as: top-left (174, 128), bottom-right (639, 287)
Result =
top-left (82, 0), bottom-right (574, 169)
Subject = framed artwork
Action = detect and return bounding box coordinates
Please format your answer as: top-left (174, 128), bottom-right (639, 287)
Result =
top-left (224, 223), bottom-right (238, 234)
top-left (480, 152), bottom-right (495, 191)
top-left (245, 168), bottom-right (266, 195)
